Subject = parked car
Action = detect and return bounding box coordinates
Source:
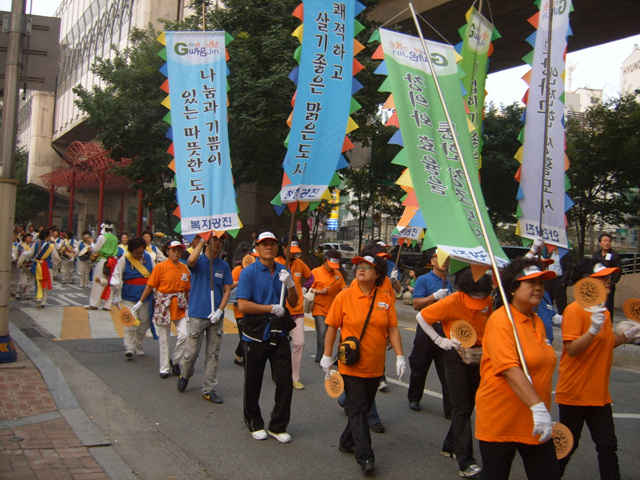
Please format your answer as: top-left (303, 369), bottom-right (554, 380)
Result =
top-left (320, 242), bottom-right (356, 265)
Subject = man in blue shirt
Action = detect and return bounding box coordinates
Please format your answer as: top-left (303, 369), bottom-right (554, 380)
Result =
top-left (237, 231), bottom-right (298, 443)
top-left (177, 234), bottom-right (233, 404)
top-left (408, 250), bottom-right (453, 431)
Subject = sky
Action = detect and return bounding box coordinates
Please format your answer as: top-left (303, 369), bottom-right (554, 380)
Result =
top-left (2, 0), bottom-right (639, 106)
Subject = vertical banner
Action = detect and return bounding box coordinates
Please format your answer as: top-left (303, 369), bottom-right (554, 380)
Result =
top-left (327, 189), bottom-right (340, 231)
top-left (160, 31), bottom-right (241, 237)
top-left (373, 29), bottom-right (507, 268)
top-left (277, 0), bottom-right (365, 205)
top-left (515, 0), bottom-right (573, 248)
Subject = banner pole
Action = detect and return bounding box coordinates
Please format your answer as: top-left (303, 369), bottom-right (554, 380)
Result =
top-left (408, 3), bottom-right (531, 378)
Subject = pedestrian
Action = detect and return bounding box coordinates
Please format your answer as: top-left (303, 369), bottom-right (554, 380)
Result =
top-left (133, 240), bottom-right (190, 378)
top-left (118, 232), bottom-right (129, 256)
top-left (416, 266), bottom-right (493, 478)
top-left (110, 236), bottom-right (155, 358)
top-left (591, 234), bottom-right (622, 319)
top-left (310, 249), bottom-right (346, 363)
top-left (85, 222), bottom-right (119, 311)
top-left (475, 257), bottom-right (560, 480)
top-left (276, 234), bottom-right (311, 390)
top-left (236, 230), bottom-right (298, 443)
top-left (26, 229), bottom-right (60, 308)
top-left (177, 234), bottom-right (232, 404)
top-left (321, 251), bottom-right (406, 476)
top-left (50, 228), bottom-right (62, 281)
top-left (407, 250), bottom-right (453, 417)
top-left (59, 231), bottom-right (79, 284)
top-left (555, 258), bottom-right (640, 479)
top-left (76, 231), bottom-right (93, 288)
top-left (142, 230), bottom-right (166, 263)
top-left (15, 232), bottom-right (34, 300)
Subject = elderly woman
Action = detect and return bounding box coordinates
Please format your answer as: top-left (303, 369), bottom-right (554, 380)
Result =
top-left (134, 240), bottom-right (190, 379)
top-left (475, 257), bottom-right (559, 480)
top-left (555, 258), bottom-right (640, 479)
top-left (416, 266), bottom-right (493, 478)
top-left (321, 250), bottom-right (406, 476)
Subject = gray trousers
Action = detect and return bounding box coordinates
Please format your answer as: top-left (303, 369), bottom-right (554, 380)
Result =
top-left (182, 316), bottom-right (223, 394)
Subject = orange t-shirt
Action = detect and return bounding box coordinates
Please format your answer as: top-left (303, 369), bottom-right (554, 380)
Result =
top-left (555, 301), bottom-right (615, 406)
top-left (231, 265), bottom-right (243, 319)
top-left (310, 266), bottom-right (345, 317)
top-left (325, 284), bottom-right (398, 378)
top-left (147, 260), bottom-right (190, 320)
top-left (475, 305), bottom-right (557, 445)
top-left (275, 256), bottom-right (311, 315)
top-left (351, 276), bottom-right (396, 303)
top-left (419, 291), bottom-right (491, 346)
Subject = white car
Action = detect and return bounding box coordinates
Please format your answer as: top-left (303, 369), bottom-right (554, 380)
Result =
top-left (319, 242), bottom-right (356, 265)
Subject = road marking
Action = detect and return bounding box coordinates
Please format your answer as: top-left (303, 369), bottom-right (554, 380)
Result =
top-left (613, 413), bottom-right (640, 419)
top-left (60, 307), bottom-right (90, 340)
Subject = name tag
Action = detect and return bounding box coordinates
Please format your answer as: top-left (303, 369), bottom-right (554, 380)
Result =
top-left (181, 273), bottom-right (189, 282)
top-left (605, 253), bottom-right (612, 261)
top-left (294, 272), bottom-right (301, 277)
top-left (377, 302), bottom-right (389, 310)
top-left (215, 272), bottom-right (223, 278)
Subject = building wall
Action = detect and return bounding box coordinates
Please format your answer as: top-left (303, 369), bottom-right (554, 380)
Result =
top-left (621, 44), bottom-right (640, 94)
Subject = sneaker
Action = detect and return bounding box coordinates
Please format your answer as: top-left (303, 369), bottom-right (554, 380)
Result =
top-left (102, 306), bottom-right (110, 311)
top-left (177, 376), bottom-right (188, 392)
top-left (159, 372), bottom-right (170, 379)
top-left (268, 430), bottom-right (292, 443)
top-left (292, 381), bottom-right (305, 390)
top-left (378, 380), bottom-right (388, 392)
top-left (202, 392), bottom-right (223, 404)
top-left (135, 346), bottom-right (144, 356)
top-left (441, 450), bottom-right (456, 459)
top-left (361, 459), bottom-right (375, 476)
top-left (409, 401), bottom-right (421, 412)
top-left (251, 429), bottom-right (268, 440)
top-left (124, 350), bottom-right (133, 359)
top-left (84, 305), bottom-right (98, 310)
top-left (459, 464), bottom-right (481, 477)
top-left (369, 423), bottom-right (385, 434)
top-left (170, 360), bottom-right (181, 376)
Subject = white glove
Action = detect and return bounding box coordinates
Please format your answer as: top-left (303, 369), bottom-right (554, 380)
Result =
top-left (209, 309), bottom-right (224, 325)
top-left (320, 355), bottom-right (333, 377)
top-left (131, 301), bottom-right (143, 317)
top-left (552, 314), bottom-right (563, 326)
top-left (271, 304), bottom-right (285, 317)
top-left (113, 294), bottom-right (122, 305)
top-left (416, 312), bottom-right (460, 351)
top-left (530, 236), bottom-right (544, 255)
top-left (623, 325), bottom-right (640, 343)
top-left (390, 268), bottom-right (399, 281)
top-left (433, 288), bottom-right (450, 301)
top-left (110, 276), bottom-right (119, 286)
top-left (279, 269), bottom-right (295, 289)
top-left (588, 306), bottom-right (607, 336)
top-left (530, 402), bottom-right (553, 443)
top-left (396, 355), bottom-right (406, 381)
top-left (434, 335), bottom-right (461, 351)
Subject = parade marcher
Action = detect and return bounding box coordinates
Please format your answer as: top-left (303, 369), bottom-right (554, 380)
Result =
top-left (85, 222), bottom-right (119, 311)
top-left (59, 231), bottom-right (79, 284)
top-left (177, 234), bottom-right (232, 404)
top-left (555, 258), bottom-right (640, 479)
top-left (591, 233), bottom-right (622, 319)
top-left (475, 257), bottom-right (560, 480)
top-left (310, 249), bottom-right (346, 363)
top-left (133, 240), bottom-right (190, 379)
top-left (408, 250), bottom-right (453, 418)
top-left (321, 252), bottom-right (406, 476)
top-left (110, 236), bottom-right (155, 358)
top-left (51, 228), bottom-right (62, 281)
top-left (26, 229), bottom-right (60, 308)
top-left (276, 234), bottom-right (311, 390)
top-left (118, 232), bottom-right (129, 257)
top-left (236, 231), bottom-right (298, 443)
top-left (416, 267), bottom-right (493, 477)
top-left (77, 231), bottom-right (93, 288)
top-left (11, 230), bottom-right (21, 298)
top-left (16, 232), bottom-right (34, 300)
top-left (142, 230), bottom-right (166, 264)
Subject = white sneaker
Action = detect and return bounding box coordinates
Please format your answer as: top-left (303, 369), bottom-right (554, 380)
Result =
top-left (459, 464), bottom-right (481, 477)
top-left (378, 380), bottom-right (388, 392)
top-left (135, 346), bottom-right (145, 356)
top-left (251, 429), bottom-right (268, 440)
top-left (268, 431), bottom-right (292, 443)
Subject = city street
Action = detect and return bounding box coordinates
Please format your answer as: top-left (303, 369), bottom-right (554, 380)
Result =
top-left (8, 280), bottom-right (640, 479)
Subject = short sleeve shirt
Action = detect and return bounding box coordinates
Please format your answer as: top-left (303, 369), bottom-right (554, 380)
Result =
top-left (275, 257), bottom-right (311, 315)
top-left (310, 266), bottom-right (345, 317)
top-left (188, 255), bottom-right (232, 318)
top-left (413, 271), bottom-right (453, 299)
top-left (146, 260), bottom-right (191, 320)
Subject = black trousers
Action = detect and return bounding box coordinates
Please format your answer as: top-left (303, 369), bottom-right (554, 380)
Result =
top-left (546, 278), bottom-right (567, 314)
top-left (243, 336), bottom-right (292, 434)
top-left (234, 318), bottom-right (244, 358)
top-left (558, 403), bottom-right (619, 479)
top-left (442, 350), bottom-right (480, 470)
top-left (606, 284), bottom-right (616, 320)
top-left (340, 375), bottom-right (379, 466)
top-left (479, 439), bottom-right (560, 480)
top-left (407, 322), bottom-right (451, 417)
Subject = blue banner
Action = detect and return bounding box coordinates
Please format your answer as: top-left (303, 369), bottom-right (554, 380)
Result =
top-left (164, 31), bottom-right (240, 235)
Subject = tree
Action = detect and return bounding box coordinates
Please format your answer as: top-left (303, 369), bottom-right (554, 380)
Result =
top-left (73, 26), bottom-right (176, 233)
top-left (566, 92), bottom-right (640, 256)
top-left (14, 148), bottom-right (49, 226)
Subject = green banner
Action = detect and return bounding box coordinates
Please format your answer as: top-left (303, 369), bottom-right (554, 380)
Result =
top-left (377, 28), bottom-right (507, 268)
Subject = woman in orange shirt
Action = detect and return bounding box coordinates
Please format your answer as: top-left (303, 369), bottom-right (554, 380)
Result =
top-left (310, 249), bottom-right (346, 363)
top-left (556, 258), bottom-right (640, 479)
top-left (134, 241), bottom-right (190, 379)
top-left (475, 257), bottom-right (559, 480)
top-left (321, 251), bottom-right (405, 476)
top-left (416, 267), bottom-right (493, 478)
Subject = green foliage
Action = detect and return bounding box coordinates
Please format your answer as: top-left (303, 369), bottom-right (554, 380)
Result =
top-left (14, 148), bottom-right (49, 226)
top-left (566, 92), bottom-right (640, 256)
top-left (73, 26), bottom-right (176, 230)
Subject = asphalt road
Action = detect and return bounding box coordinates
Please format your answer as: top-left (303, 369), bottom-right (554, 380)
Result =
top-left (10, 281), bottom-right (640, 480)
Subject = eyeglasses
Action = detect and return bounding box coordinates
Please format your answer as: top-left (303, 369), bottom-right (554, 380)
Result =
top-left (355, 264), bottom-right (374, 271)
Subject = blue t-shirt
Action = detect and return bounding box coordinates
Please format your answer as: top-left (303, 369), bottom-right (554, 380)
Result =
top-left (413, 271), bottom-right (453, 299)
top-left (236, 260), bottom-right (288, 341)
top-left (189, 254), bottom-right (232, 318)
top-left (534, 291), bottom-right (555, 342)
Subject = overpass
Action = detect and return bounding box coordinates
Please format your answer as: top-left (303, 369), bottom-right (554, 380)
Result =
top-left (369, 0), bottom-right (640, 72)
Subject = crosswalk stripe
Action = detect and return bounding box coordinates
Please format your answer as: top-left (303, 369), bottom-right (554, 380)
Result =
top-left (60, 307), bottom-right (90, 340)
